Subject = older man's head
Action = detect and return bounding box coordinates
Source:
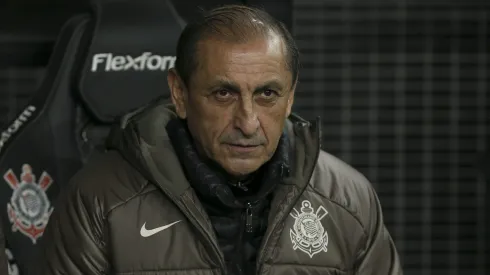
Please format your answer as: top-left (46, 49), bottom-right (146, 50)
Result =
top-left (168, 5), bottom-right (299, 176)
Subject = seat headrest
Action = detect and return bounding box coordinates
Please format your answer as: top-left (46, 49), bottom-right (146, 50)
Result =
top-left (78, 0), bottom-right (184, 123)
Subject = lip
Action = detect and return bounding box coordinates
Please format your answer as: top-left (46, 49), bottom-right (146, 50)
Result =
top-left (226, 144), bottom-right (260, 153)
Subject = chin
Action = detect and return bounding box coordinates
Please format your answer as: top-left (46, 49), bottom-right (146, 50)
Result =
top-left (222, 159), bottom-right (264, 177)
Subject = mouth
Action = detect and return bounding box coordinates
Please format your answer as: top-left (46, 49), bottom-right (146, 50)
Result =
top-left (226, 144), bottom-right (260, 153)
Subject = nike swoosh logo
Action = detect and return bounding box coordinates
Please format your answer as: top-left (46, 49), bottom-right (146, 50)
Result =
top-left (140, 220), bottom-right (181, 237)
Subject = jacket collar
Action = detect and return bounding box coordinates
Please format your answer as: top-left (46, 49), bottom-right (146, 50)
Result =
top-left (165, 118), bottom-right (290, 208)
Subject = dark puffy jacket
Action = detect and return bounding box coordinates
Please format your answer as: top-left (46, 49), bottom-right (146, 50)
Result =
top-left (0, 226), bottom-right (8, 275)
top-left (40, 101), bottom-right (402, 275)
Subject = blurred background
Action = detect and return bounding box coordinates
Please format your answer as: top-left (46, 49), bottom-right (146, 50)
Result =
top-left (0, 0), bottom-right (488, 274)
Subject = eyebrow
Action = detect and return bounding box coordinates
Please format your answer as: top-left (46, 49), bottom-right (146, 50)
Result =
top-left (208, 78), bottom-right (286, 93)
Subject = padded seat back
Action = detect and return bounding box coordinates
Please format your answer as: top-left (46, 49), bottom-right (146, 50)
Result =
top-left (0, 1), bottom-right (184, 273)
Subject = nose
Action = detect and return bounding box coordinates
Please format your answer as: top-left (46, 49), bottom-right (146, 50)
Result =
top-left (233, 98), bottom-right (260, 137)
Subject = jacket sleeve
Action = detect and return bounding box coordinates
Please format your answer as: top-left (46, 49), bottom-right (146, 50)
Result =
top-left (40, 184), bottom-right (109, 275)
top-left (354, 186), bottom-right (403, 274)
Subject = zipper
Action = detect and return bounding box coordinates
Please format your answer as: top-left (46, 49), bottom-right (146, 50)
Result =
top-left (231, 202), bottom-right (256, 275)
top-left (230, 180), bottom-right (249, 191)
top-left (240, 202), bottom-right (256, 275)
top-left (238, 181), bottom-right (249, 191)
top-left (245, 202), bottom-right (254, 233)
top-left (234, 210), bottom-right (247, 275)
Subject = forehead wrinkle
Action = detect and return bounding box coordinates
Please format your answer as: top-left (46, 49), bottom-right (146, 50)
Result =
top-left (226, 61), bottom-right (282, 75)
top-left (195, 36), bottom-right (290, 91)
top-left (199, 33), bottom-right (286, 63)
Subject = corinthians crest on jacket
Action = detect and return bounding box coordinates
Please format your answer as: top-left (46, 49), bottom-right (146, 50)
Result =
top-left (4, 164), bottom-right (54, 244)
top-left (289, 200), bottom-right (329, 258)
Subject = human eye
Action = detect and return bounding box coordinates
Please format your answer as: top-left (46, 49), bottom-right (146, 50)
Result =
top-left (214, 89), bottom-right (234, 102)
top-left (257, 89), bottom-right (279, 102)
top-left (262, 89), bottom-right (276, 97)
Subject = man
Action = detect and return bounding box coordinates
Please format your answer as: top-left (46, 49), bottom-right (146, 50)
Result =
top-left (40, 5), bottom-right (402, 275)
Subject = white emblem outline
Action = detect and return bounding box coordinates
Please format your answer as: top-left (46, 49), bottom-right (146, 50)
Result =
top-left (4, 164), bottom-right (53, 244)
top-left (289, 200), bottom-right (329, 258)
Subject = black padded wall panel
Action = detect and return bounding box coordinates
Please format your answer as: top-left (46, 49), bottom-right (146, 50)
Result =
top-left (293, 1), bottom-right (489, 274)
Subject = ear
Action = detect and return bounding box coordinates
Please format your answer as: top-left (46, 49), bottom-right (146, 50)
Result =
top-left (286, 80), bottom-right (296, 117)
top-left (167, 68), bottom-right (187, 119)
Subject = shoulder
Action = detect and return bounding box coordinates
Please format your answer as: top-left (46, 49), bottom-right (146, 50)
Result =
top-left (63, 150), bottom-right (153, 217)
top-left (308, 150), bottom-right (378, 231)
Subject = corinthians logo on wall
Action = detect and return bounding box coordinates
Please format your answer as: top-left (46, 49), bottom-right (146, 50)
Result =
top-left (289, 200), bottom-right (329, 258)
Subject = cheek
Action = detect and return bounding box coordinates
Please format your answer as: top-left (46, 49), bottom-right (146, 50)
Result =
top-left (259, 106), bottom-right (289, 143)
top-left (187, 101), bottom-right (231, 148)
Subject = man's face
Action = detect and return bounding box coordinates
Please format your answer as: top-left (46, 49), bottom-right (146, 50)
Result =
top-left (168, 35), bottom-right (295, 177)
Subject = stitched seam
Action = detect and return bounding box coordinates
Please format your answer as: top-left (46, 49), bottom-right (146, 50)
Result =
top-left (105, 180), bottom-right (153, 217)
top-left (306, 185), bottom-right (368, 238)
